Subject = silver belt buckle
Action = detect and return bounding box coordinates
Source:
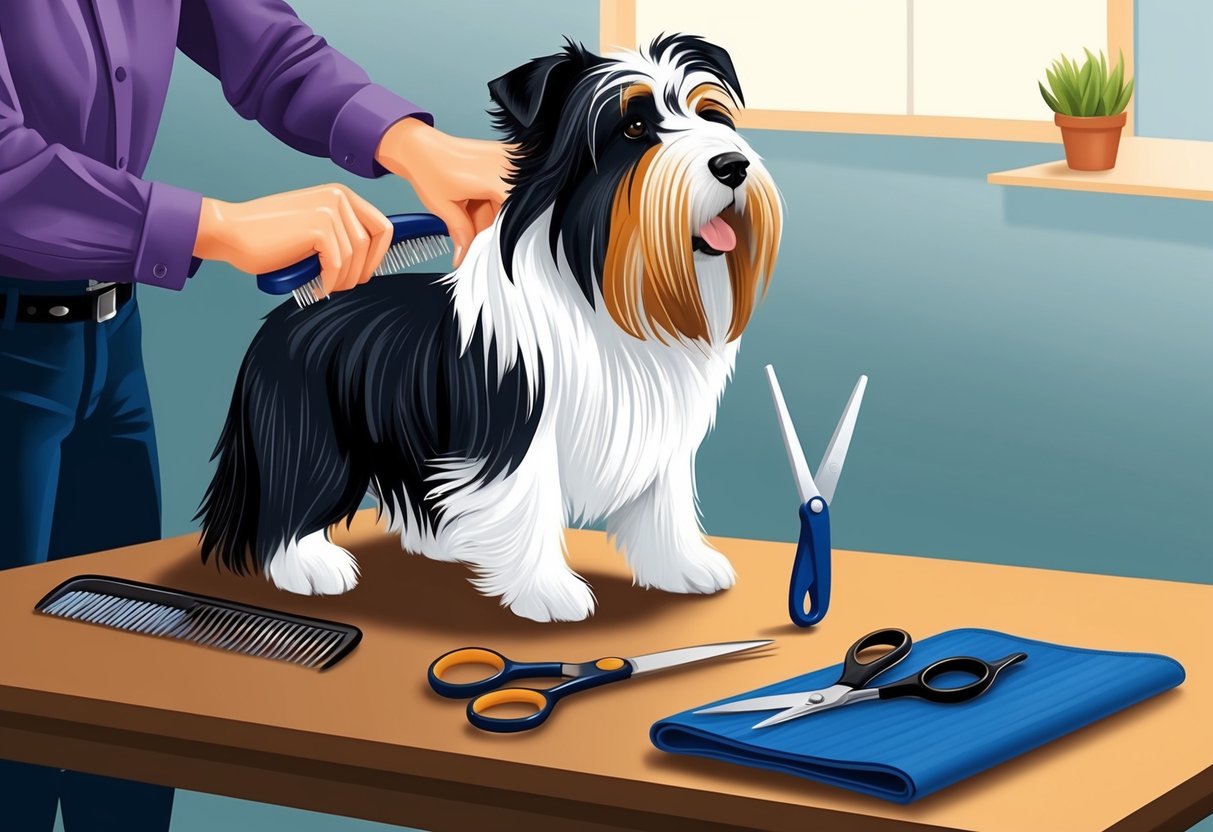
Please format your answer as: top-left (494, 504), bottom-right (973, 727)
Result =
top-left (88, 281), bottom-right (118, 322)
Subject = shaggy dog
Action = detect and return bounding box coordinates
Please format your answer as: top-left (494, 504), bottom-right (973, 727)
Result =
top-left (199, 35), bottom-right (782, 622)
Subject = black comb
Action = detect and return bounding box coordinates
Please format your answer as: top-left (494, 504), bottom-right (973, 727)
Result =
top-left (35, 575), bottom-right (362, 670)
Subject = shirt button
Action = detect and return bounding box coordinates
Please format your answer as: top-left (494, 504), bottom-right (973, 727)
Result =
top-left (115, 66), bottom-right (127, 82)
top-left (343, 154), bottom-right (354, 165)
top-left (152, 263), bottom-right (168, 279)
top-left (117, 157), bottom-right (126, 169)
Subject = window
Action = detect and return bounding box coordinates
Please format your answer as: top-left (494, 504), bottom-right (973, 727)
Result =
top-left (600, 0), bottom-right (1134, 141)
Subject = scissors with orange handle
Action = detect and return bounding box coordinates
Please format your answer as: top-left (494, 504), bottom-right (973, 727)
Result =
top-left (428, 640), bottom-right (772, 733)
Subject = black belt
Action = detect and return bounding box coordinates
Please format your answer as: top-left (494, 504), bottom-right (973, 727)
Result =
top-left (0, 282), bottom-right (134, 323)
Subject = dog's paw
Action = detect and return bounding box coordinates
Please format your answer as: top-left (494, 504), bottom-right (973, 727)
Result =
top-left (506, 572), bottom-right (597, 623)
top-left (633, 543), bottom-right (736, 595)
top-left (268, 532), bottom-right (360, 596)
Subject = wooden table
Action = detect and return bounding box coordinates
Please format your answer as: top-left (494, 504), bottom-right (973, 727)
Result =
top-left (0, 512), bottom-right (1209, 832)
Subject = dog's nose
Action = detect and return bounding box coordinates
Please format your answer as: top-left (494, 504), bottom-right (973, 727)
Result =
top-left (708, 152), bottom-right (749, 188)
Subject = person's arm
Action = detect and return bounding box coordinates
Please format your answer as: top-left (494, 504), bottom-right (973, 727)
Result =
top-left (0, 37), bottom-right (390, 296)
top-left (374, 118), bottom-right (511, 265)
top-left (0, 36), bottom-right (201, 288)
top-left (178, 0), bottom-right (510, 266)
top-left (177, 0), bottom-right (429, 181)
top-left (193, 185), bottom-right (393, 297)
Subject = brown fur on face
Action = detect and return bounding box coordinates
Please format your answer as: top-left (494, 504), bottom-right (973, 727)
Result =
top-left (620, 82), bottom-right (653, 111)
top-left (601, 137), bottom-right (781, 344)
top-left (688, 82), bottom-right (739, 123)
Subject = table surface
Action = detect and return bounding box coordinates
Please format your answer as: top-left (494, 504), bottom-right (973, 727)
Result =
top-left (0, 512), bottom-right (1209, 832)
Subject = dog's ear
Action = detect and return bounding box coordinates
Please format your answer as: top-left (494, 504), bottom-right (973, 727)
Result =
top-left (488, 54), bottom-right (570, 132)
top-left (488, 41), bottom-right (596, 138)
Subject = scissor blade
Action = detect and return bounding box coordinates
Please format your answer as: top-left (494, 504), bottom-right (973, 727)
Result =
top-left (751, 705), bottom-right (817, 730)
top-left (765, 365), bottom-right (820, 505)
top-left (752, 699), bottom-right (843, 729)
top-left (814, 375), bottom-right (867, 506)
top-left (627, 639), bottom-right (773, 676)
top-left (694, 692), bottom-right (813, 715)
top-left (750, 685), bottom-right (861, 729)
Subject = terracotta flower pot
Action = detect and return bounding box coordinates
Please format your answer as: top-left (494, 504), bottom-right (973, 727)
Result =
top-left (1055, 111), bottom-right (1127, 171)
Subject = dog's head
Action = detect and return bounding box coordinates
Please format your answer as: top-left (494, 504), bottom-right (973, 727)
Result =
top-left (489, 35), bottom-right (781, 344)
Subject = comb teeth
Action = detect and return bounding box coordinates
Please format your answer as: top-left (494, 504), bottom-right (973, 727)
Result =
top-left (291, 234), bottom-right (451, 308)
top-left (35, 579), bottom-right (360, 670)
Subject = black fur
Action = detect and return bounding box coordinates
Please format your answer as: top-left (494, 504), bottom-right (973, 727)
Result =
top-left (197, 277), bottom-right (544, 573)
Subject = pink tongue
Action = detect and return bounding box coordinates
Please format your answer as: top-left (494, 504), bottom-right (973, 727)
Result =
top-left (698, 215), bottom-right (737, 252)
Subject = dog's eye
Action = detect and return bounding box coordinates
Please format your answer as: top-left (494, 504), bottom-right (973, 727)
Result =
top-left (622, 119), bottom-right (647, 140)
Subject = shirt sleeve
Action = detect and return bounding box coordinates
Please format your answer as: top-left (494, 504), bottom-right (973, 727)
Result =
top-left (177, 0), bottom-right (433, 179)
top-left (0, 37), bottom-right (202, 289)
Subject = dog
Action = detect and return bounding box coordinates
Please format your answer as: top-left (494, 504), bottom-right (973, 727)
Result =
top-left (198, 35), bottom-right (782, 622)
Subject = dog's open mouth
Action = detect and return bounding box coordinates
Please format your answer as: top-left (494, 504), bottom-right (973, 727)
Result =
top-left (692, 211), bottom-right (737, 256)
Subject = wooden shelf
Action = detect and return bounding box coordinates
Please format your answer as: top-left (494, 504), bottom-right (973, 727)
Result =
top-left (988, 137), bottom-right (1213, 201)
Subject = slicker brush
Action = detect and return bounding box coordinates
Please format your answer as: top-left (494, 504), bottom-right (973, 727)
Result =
top-left (256, 213), bottom-right (450, 307)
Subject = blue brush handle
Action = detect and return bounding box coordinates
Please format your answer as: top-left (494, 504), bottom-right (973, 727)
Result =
top-left (255, 212), bottom-right (449, 295)
top-left (790, 498), bottom-right (832, 627)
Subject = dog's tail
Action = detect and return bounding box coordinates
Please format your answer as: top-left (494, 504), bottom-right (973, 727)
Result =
top-left (196, 366), bottom-right (261, 575)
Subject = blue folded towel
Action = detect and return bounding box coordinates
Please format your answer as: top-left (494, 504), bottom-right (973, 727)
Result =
top-left (651, 628), bottom-right (1184, 803)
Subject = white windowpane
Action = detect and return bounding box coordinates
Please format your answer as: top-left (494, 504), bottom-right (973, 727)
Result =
top-left (913, 0), bottom-right (1108, 120)
top-left (634, 0), bottom-right (909, 114)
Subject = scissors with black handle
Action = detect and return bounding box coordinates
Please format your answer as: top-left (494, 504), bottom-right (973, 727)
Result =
top-left (429, 639), bottom-right (772, 733)
top-left (695, 628), bottom-right (1026, 729)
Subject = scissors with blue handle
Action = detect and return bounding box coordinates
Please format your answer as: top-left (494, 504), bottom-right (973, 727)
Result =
top-left (765, 365), bottom-right (867, 627)
top-left (695, 628), bottom-right (1027, 730)
top-left (428, 639), bottom-right (772, 733)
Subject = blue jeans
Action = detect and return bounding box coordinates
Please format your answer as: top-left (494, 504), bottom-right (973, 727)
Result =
top-left (0, 277), bottom-right (174, 831)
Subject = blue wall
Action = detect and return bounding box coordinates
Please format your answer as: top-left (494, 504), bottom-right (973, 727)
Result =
top-left (1136, 0), bottom-right (1213, 140)
top-left (108, 1), bottom-right (1211, 829)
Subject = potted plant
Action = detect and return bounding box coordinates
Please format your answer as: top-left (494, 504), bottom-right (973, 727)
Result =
top-left (1039, 49), bottom-right (1134, 171)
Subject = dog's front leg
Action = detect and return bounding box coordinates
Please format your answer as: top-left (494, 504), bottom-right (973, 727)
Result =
top-left (606, 455), bottom-right (736, 594)
top-left (446, 440), bottom-right (596, 622)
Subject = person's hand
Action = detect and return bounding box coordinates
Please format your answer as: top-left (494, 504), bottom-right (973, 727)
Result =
top-left (375, 118), bottom-right (511, 267)
top-left (193, 185), bottom-right (393, 298)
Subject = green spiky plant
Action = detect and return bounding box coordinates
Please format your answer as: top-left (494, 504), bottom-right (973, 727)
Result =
top-left (1039, 49), bottom-right (1134, 117)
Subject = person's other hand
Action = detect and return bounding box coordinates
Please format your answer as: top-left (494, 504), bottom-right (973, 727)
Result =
top-left (193, 185), bottom-right (393, 298)
top-left (375, 118), bottom-right (511, 267)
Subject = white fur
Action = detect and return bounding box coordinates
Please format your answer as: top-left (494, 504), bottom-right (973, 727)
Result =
top-left (266, 46), bottom-right (776, 621)
top-left (267, 530), bottom-right (360, 596)
top-left (328, 207), bottom-right (742, 621)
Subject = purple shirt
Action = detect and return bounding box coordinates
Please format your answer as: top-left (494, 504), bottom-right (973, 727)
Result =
top-left (0, 0), bottom-right (431, 290)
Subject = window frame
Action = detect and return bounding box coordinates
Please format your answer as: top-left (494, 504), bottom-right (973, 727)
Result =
top-left (599, 0), bottom-right (1135, 143)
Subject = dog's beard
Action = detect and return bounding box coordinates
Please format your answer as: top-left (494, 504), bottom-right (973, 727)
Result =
top-left (601, 139), bottom-right (781, 344)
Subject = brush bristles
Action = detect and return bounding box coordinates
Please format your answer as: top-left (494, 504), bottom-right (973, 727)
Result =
top-left (293, 275), bottom-right (326, 307)
top-left (373, 234), bottom-right (451, 277)
top-left (38, 589), bottom-right (347, 669)
top-left (291, 234), bottom-right (450, 307)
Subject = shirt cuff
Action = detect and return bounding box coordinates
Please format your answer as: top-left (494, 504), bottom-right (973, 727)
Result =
top-left (330, 84), bottom-right (433, 179)
top-left (134, 182), bottom-right (204, 291)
